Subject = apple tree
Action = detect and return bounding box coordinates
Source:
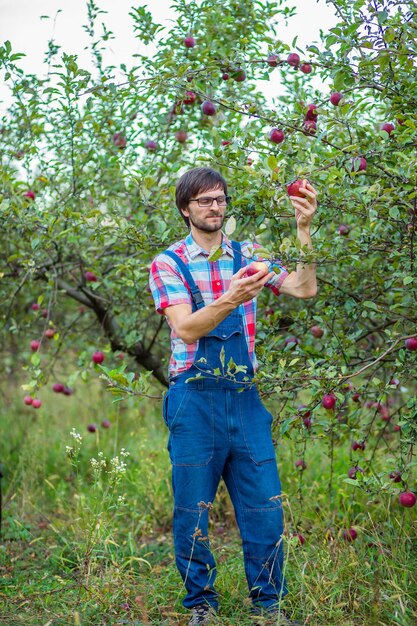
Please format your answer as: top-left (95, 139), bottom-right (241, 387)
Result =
top-left (0, 0), bottom-right (416, 503)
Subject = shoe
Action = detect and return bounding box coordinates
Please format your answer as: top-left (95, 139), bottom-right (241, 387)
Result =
top-left (252, 608), bottom-right (303, 626)
top-left (188, 604), bottom-right (216, 625)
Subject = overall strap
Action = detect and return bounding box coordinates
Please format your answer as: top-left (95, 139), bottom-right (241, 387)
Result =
top-left (162, 250), bottom-right (205, 310)
top-left (231, 240), bottom-right (242, 274)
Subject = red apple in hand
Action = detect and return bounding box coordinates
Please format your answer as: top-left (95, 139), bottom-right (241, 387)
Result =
top-left (245, 261), bottom-right (269, 277)
top-left (287, 180), bottom-right (307, 198)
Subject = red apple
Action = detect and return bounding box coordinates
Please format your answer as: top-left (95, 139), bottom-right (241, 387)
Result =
top-left (183, 91), bottom-right (196, 105)
top-left (62, 387), bottom-right (73, 396)
top-left (85, 271), bottom-right (97, 282)
top-left (92, 351), bottom-right (105, 364)
top-left (232, 69), bottom-right (246, 82)
top-left (41, 309), bottom-right (49, 318)
top-left (303, 417), bottom-right (312, 429)
top-left (389, 471), bottom-right (402, 483)
top-left (201, 101), bottom-right (216, 116)
top-left (31, 302), bottom-right (40, 311)
top-left (393, 424), bottom-right (401, 432)
top-left (267, 54), bottom-right (279, 67)
top-left (351, 157), bottom-right (367, 172)
top-left (287, 53), bottom-right (300, 67)
top-left (293, 532), bottom-right (306, 545)
top-left (339, 224), bottom-right (350, 236)
top-left (348, 466), bottom-right (364, 479)
top-left (310, 325), bottom-right (324, 338)
top-left (297, 405), bottom-right (311, 418)
top-left (175, 130), bottom-right (188, 143)
top-left (269, 128), bottom-right (285, 144)
top-left (52, 383), bottom-right (65, 393)
top-left (352, 392), bottom-right (360, 402)
top-left (221, 72), bottom-right (229, 80)
top-left (295, 459), bottom-right (307, 470)
top-left (87, 423), bottom-right (98, 433)
top-left (381, 122), bottom-right (395, 135)
top-left (184, 36), bottom-right (196, 48)
top-left (399, 492), bottom-right (416, 508)
top-left (101, 419), bottom-right (111, 428)
top-left (30, 340), bottom-right (41, 351)
top-left (145, 140), bottom-right (158, 152)
top-left (300, 63), bottom-right (312, 74)
top-left (405, 337), bottom-right (417, 351)
top-left (112, 133), bottom-right (126, 149)
top-left (351, 441), bottom-right (366, 451)
top-left (287, 180), bottom-right (306, 198)
top-left (303, 120), bottom-right (317, 134)
top-left (343, 528), bottom-right (357, 542)
top-left (44, 328), bottom-right (56, 339)
top-left (32, 399), bottom-right (42, 409)
top-left (305, 104), bottom-right (318, 121)
top-left (245, 261), bottom-right (268, 277)
top-left (322, 394), bottom-right (336, 410)
top-left (23, 190), bottom-right (35, 200)
top-left (24, 396), bottom-right (34, 405)
top-left (330, 92), bottom-right (343, 106)
top-left (285, 336), bottom-right (300, 347)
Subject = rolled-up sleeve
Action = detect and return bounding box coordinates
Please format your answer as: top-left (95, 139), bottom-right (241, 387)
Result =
top-left (149, 254), bottom-right (192, 314)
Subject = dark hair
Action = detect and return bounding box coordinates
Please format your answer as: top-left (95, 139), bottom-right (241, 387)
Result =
top-left (175, 167), bottom-right (228, 227)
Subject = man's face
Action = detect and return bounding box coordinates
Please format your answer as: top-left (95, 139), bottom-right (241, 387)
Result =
top-left (182, 185), bottom-right (227, 233)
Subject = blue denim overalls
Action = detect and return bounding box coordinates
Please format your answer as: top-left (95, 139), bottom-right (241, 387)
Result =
top-left (162, 242), bottom-right (287, 611)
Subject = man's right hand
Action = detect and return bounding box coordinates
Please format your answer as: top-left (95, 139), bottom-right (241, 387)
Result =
top-left (226, 266), bottom-right (275, 306)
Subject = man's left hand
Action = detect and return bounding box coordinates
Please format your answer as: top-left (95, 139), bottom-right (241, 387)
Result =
top-left (288, 179), bottom-right (317, 229)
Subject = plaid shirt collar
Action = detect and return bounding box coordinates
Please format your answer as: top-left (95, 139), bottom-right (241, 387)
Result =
top-left (184, 231), bottom-right (235, 260)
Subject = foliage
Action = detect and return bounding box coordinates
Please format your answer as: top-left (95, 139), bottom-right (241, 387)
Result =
top-left (0, 377), bottom-right (416, 624)
top-left (0, 0), bottom-right (416, 523)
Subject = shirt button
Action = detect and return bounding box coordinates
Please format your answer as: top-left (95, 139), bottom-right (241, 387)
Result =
top-left (216, 281), bottom-right (221, 286)
top-left (222, 333), bottom-right (227, 338)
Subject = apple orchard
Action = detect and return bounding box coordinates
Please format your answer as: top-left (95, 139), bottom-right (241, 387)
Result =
top-left (1, 0), bottom-right (417, 523)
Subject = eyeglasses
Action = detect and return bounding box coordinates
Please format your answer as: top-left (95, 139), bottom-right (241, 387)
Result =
top-left (189, 195), bottom-right (231, 207)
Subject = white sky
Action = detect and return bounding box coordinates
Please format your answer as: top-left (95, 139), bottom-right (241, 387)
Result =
top-left (0, 0), bottom-right (337, 112)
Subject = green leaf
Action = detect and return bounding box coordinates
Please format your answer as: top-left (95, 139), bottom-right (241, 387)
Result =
top-left (208, 245), bottom-right (223, 262)
top-left (31, 353), bottom-right (41, 367)
top-left (267, 155), bottom-right (278, 170)
top-left (363, 301), bottom-right (379, 311)
top-left (220, 346), bottom-right (225, 369)
top-left (225, 216), bottom-right (236, 237)
top-left (403, 276), bottom-right (414, 285)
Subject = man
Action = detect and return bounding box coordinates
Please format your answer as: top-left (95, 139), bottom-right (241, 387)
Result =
top-left (149, 167), bottom-right (317, 625)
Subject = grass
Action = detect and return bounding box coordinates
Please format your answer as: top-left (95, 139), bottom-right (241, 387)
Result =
top-left (0, 374), bottom-right (416, 625)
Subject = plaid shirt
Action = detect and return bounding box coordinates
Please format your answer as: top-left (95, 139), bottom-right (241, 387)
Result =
top-left (149, 232), bottom-right (288, 377)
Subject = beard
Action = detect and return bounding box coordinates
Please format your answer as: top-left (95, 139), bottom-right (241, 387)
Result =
top-left (188, 211), bottom-right (225, 233)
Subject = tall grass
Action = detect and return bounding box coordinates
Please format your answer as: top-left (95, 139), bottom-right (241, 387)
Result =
top-left (1, 375), bottom-right (416, 625)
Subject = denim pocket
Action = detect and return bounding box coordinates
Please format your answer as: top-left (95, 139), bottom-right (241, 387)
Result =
top-left (239, 390), bottom-right (276, 464)
top-left (167, 389), bottom-right (214, 466)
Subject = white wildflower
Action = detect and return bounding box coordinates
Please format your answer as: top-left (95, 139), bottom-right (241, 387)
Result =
top-left (70, 428), bottom-right (82, 443)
